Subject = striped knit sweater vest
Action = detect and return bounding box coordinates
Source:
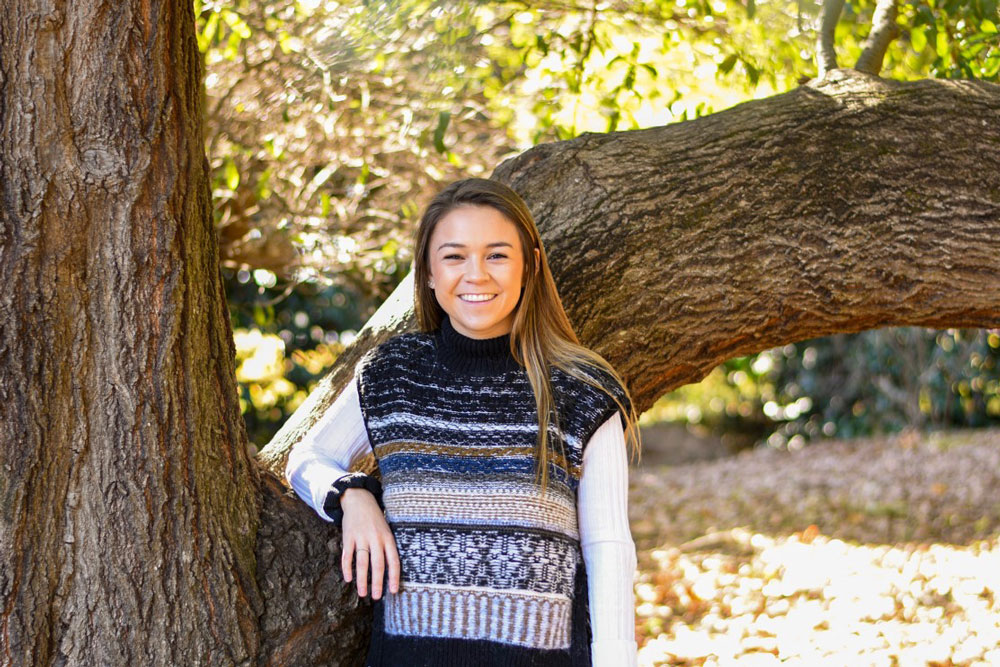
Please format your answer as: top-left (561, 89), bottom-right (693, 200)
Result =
top-left (355, 314), bottom-right (630, 667)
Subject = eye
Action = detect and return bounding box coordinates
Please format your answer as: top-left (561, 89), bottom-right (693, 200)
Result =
top-left (489, 253), bottom-right (508, 260)
top-left (443, 253), bottom-right (463, 260)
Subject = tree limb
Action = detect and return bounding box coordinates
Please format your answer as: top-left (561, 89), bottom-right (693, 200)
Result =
top-left (818, 0), bottom-right (845, 76)
top-left (258, 70), bottom-right (1000, 475)
top-left (256, 69), bottom-right (1000, 663)
top-left (855, 0), bottom-right (900, 75)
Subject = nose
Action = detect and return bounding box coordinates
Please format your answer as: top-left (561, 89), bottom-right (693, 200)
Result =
top-left (465, 255), bottom-right (487, 281)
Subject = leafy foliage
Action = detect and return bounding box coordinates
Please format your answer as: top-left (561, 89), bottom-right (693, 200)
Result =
top-left (648, 328), bottom-right (1000, 451)
top-left (195, 0), bottom-right (1000, 445)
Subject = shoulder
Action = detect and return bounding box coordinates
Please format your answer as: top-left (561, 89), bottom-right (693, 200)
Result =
top-left (552, 362), bottom-right (628, 404)
top-left (551, 362), bottom-right (632, 434)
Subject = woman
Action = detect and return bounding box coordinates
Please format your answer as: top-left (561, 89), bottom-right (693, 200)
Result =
top-left (286, 177), bottom-right (641, 666)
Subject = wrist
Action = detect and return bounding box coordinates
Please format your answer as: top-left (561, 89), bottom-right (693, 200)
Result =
top-left (340, 487), bottom-right (372, 504)
top-left (323, 472), bottom-right (386, 526)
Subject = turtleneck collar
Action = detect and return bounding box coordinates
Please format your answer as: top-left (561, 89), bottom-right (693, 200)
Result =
top-left (435, 314), bottom-right (522, 376)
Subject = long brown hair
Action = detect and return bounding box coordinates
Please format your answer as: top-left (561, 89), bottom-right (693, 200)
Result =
top-left (412, 177), bottom-right (642, 494)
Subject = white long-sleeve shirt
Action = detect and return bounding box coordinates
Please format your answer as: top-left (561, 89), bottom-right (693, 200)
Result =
top-left (286, 375), bottom-right (638, 666)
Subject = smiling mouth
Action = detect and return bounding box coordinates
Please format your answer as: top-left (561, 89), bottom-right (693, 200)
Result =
top-left (459, 294), bottom-right (497, 302)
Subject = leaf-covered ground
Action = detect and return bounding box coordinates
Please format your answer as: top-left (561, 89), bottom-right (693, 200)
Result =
top-left (630, 426), bottom-right (1000, 666)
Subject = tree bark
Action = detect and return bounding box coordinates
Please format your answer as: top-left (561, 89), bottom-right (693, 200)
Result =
top-left (257, 68), bottom-right (1000, 664)
top-left (494, 68), bottom-right (1000, 406)
top-left (3, 2), bottom-right (1000, 663)
top-left (0, 1), bottom-right (262, 664)
top-left (855, 0), bottom-right (899, 76)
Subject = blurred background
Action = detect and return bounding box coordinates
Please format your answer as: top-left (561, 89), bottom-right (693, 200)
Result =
top-left (199, 1), bottom-right (1000, 662)
top-left (197, 0), bottom-right (1000, 454)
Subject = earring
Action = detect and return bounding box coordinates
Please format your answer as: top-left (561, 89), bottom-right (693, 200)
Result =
top-left (428, 280), bottom-right (435, 289)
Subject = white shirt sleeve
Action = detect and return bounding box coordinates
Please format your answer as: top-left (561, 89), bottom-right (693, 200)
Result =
top-left (578, 413), bottom-right (639, 667)
top-left (284, 375), bottom-right (372, 522)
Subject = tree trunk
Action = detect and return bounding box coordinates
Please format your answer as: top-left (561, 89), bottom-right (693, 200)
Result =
top-left (0, 1), bottom-right (262, 664)
top-left (3, 1), bottom-right (1000, 663)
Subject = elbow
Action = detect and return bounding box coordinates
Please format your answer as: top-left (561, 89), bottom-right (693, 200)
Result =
top-left (284, 446), bottom-right (304, 485)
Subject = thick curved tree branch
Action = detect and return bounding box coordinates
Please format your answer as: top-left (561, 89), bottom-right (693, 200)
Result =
top-left (260, 70), bottom-right (1000, 472)
top-left (256, 69), bottom-right (1000, 662)
top-left (855, 0), bottom-right (900, 75)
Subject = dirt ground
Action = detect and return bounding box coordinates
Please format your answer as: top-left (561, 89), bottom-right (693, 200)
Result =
top-left (629, 426), bottom-right (1000, 666)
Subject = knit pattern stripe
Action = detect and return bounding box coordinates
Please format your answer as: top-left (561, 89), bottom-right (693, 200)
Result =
top-left (385, 484), bottom-right (577, 534)
top-left (384, 584), bottom-right (573, 648)
top-left (390, 524), bottom-right (579, 592)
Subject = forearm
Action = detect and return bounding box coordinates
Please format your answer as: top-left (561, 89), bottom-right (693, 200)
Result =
top-left (584, 539), bottom-right (638, 666)
top-left (578, 412), bottom-right (639, 666)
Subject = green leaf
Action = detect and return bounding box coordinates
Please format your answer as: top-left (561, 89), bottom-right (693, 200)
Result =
top-left (535, 34), bottom-right (549, 55)
top-left (911, 26), bottom-right (927, 52)
top-left (433, 111), bottom-right (451, 153)
top-left (225, 158), bottom-right (240, 190)
top-left (984, 54), bottom-right (1000, 77)
top-left (746, 0), bottom-right (756, 19)
top-left (936, 30), bottom-right (950, 59)
top-left (198, 12), bottom-right (219, 53)
top-left (606, 109), bottom-right (620, 132)
top-left (278, 30), bottom-right (292, 55)
top-left (719, 53), bottom-right (738, 74)
top-left (982, 19), bottom-right (998, 34)
top-left (225, 31), bottom-right (240, 61)
top-left (221, 9), bottom-right (251, 39)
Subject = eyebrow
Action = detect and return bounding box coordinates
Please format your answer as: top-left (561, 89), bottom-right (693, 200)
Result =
top-left (436, 241), bottom-right (514, 252)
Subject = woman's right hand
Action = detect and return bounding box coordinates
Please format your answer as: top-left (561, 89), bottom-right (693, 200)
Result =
top-left (340, 487), bottom-right (400, 600)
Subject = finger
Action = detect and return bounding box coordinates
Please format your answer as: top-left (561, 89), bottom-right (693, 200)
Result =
top-left (341, 542), bottom-right (354, 583)
top-left (356, 548), bottom-right (370, 597)
top-left (371, 548), bottom-right (385, 599)
top-left (386, 540), bottom-right (401, 594)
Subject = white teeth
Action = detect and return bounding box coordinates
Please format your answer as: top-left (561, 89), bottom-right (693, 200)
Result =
top-left (460, 294), bottom-right (496, 302)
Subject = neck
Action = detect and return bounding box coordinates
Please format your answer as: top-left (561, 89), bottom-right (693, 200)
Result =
top-left (435, 314), bottom-right (521, 376)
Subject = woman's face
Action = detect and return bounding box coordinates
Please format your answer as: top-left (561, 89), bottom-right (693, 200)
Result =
top-left (427, 204), bottom-right (537, 339)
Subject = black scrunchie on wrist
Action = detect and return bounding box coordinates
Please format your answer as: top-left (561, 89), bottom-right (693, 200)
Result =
top-left (323, 472), bottom-right (385, 527)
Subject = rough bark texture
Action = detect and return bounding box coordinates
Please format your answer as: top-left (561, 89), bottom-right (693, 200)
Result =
top-left (3, 2), bottom-right (1000, 662)
top-left (257, 68), bottom-right (1000, 665)
top-left (497, 68), bottom-right (1000, 406)
top-left (263, 68), bottom-right (1000, 465)
top-left (0, 1), bottom-right (262, 665)
top-left (255, 475), bottom-right (374, 666)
